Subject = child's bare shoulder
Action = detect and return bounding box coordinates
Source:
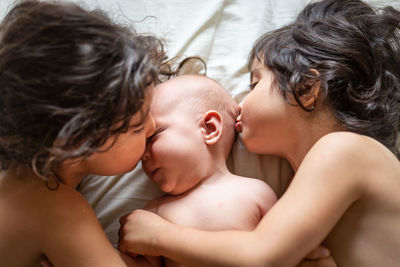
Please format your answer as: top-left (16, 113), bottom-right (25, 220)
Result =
top-left (0, 175), bottom-right (102, 265)
top-left (299, 131), bottom-right (399, 191)
top-left (306, 131), bottom-right (394, 167)
top-left (1, 176), bottom-right (96, 235)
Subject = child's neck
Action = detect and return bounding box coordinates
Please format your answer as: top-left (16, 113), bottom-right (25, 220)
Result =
top-left (55, 164), bottom-right (88, 187)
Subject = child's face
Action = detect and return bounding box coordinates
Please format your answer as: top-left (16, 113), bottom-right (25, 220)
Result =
top-left (81, 89), bottom-right (156, 177)
top-left (237, 59), bottom-right (297, 155)
top-left (142, 84), bottom-right (207, 195)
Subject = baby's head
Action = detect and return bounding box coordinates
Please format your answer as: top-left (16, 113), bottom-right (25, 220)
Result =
top-left (0, 0), bottom-right (166, 180)
top-left (142, 74), bottom-right (238, 194)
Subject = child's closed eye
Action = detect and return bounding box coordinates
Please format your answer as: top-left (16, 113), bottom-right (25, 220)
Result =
top-left (249, 81), bottom-right (258, 90)
top-left (132, 127), bottom-right (145, 134)
top-left (147, 128), bottom-right (163, 143)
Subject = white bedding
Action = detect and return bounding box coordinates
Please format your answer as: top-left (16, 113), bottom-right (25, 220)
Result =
top-left (1, 0), bottom-right (398, 248)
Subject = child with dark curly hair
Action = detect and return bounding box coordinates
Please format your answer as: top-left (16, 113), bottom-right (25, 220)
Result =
top-left (0, 0), bottom-right (168, 266)
top-left (118, 0), bottom-right (400, 266)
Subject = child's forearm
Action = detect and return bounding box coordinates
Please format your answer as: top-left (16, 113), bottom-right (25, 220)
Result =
top-left (119, 251), bottom-right (161, 267)
top-left (119, 210), bottom-right (284, 267)
top-left (154, 224), bottom-right (268, 267)
top-left (118, 210), bottom-right (315, 267)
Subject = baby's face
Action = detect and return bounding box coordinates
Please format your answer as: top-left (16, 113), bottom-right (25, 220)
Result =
top-left (141, 84), bottom-right (207, 195)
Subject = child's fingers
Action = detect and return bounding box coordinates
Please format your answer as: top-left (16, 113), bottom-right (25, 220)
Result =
top-left (297, 257), bottom-right (337, 267)
top-left (119, 213), bottom-right (130, 224)
top-left (40, 257), bottom-right (54, 267)
top-left (305, 245), bottom-right (330, 260)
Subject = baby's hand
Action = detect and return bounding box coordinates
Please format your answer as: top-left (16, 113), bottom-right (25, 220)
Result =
top-left (118, 209), bottom-right (168, 257)
top-left (297, 245), bottom-right (337, 267)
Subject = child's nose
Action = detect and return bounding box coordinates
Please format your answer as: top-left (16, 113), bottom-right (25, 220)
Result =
top-left (142, 145), bottom-right (151, 161)
top-left (145, 113), bottom-right (156, 138)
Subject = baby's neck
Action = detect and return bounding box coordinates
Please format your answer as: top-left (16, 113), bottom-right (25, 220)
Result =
top-left (197, 165), bottom-right (233, 186)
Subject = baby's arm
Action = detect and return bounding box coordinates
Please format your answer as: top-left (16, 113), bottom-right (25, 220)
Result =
top-left (119, 134), bottom-right (363, 266)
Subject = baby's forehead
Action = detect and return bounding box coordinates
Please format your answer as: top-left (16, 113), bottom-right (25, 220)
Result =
top-left (152, 75), bottom-right (232, 114)
top-left (153, 78), bottom-right (208, 102)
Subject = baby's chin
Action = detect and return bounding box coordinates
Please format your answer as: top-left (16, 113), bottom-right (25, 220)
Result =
top-left (160, 183), bottom-right (189, 196)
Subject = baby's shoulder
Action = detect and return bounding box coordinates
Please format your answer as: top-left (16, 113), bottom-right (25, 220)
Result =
top-left (229, 175), bottom-right (278, 213)
top-left (233, 176), bottom-right (276, 197)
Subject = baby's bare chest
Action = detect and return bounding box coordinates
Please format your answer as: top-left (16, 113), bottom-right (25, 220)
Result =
top-left (156, 190), bottom-right (261, 231)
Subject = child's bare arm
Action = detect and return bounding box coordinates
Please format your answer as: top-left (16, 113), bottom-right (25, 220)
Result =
top-left (119, 251), bottom-right (161, 267)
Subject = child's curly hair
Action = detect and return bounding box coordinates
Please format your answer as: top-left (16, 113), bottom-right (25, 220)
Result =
top-left (0, 0), bottom-right (170, 180)
top-left (249, 0), bottom-right (400, 157)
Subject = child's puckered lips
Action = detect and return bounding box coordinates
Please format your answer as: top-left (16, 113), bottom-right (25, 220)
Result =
top-left (235, 114), bottom-right (242, 133)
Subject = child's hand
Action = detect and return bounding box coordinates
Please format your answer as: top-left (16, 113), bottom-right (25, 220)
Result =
top-left (297, 245), bottom-right (337, 267)
top-left (118, 209), bottom-right (169, 257)
top-left (40, 255), bottom-right (53, 267)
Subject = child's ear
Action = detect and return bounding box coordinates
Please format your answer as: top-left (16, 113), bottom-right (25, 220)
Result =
top-left (200, 110), bottom-right (222, 146)
top-left (294, 68), bottom-right (320, 111)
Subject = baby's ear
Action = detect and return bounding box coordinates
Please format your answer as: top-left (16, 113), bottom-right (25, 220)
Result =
top-left (200, 110), bottom-right (222, 145)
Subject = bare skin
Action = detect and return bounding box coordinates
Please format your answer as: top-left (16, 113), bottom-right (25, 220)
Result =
top-left (0, 92), bottom-right (156, 267)
top-left (120, 75), bottom-right (337, 267)
top-left (123, 75), bottom-right (277, 267)
top-left (118, 66), bottom-right (400, 266)
top-left (0, 170), bottom-right (124, 267)
top-left (145, 172), bottom-right (276, 267)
